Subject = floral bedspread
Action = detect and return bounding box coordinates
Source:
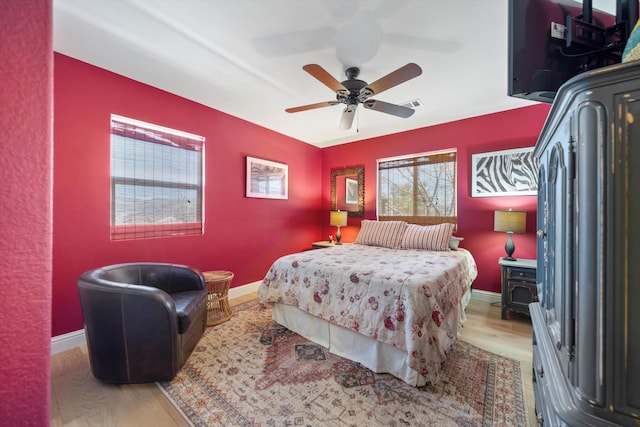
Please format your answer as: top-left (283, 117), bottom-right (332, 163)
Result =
top-left (258, 244), bottom-right (478, 383)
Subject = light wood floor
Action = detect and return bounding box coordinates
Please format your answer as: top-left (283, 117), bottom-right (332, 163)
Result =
top-left (50, 294), bottom-right (536, 426)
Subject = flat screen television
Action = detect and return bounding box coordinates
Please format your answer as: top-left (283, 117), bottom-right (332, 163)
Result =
top-left (509, 0), bottom-right (638, 102)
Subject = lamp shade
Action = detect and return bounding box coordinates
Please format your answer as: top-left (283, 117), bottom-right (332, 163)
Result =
top-left (330, 210), bottom-right (347, 227)
top-left (494, 210), bottom-right (526, 233)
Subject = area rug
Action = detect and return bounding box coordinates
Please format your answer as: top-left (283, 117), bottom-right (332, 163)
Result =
top-left (159, 300), bottom-right (528, 426)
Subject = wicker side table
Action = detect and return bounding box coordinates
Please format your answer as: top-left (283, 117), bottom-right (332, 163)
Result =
top-left (202, 270), bottom-right (234, 326)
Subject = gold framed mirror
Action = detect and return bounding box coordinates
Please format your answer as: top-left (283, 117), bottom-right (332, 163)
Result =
top-left (330, 165), bottom-right (364, 217)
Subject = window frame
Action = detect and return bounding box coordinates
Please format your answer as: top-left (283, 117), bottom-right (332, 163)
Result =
top-left (376, 149), bottom-right (457, 226)
top-left (110, 115), bottom-right (205, 241)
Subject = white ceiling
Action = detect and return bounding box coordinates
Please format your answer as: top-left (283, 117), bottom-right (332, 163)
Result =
top-left (53, 0), bottom-right (546, 148)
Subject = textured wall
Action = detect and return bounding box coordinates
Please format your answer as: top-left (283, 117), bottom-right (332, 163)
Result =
top-left (0, 0), bottom-right (53, 424)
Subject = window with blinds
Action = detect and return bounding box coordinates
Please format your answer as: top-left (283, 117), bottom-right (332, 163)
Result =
top-left (110, 115), bottom-right (204, 240)
top-left (378, 150), bottom-right (457, 226)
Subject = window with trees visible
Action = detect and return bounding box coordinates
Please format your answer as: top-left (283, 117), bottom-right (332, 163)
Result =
top-left (110, 115), bottom-right (204, 240)
top-left (377, 150), bottom-right (457, 225)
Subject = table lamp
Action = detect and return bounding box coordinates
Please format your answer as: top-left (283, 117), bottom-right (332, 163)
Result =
top-left (494, 209), bottom-right (526, 261)
top-left (330, 210), bottom-right (348, 244)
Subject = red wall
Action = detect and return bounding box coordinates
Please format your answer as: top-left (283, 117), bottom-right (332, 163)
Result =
top-left (53, 54), bottom-right (551, 337)
top-left (53, 54), bottom-right (323, 336)
top-left (0, 0), bottom-right (53, 423)
top-left (321, 104), bottom-right (551, 293)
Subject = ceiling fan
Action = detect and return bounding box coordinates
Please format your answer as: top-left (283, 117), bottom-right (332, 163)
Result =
top-left (285, 63), bottom-right (422, 130)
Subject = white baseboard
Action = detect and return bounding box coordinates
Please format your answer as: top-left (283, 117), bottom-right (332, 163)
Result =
top-left (51, 329), bottom-right (86, 355)
top-left (51, 280), bottom-right (264, 355)
top-left (470, 289), bottom-right (501, 304)
top-left (228, 280), bottom-right (262, 300)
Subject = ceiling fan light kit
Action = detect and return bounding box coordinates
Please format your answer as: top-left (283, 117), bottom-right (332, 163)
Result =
top-left (286, 63), bottom-right (422, 130)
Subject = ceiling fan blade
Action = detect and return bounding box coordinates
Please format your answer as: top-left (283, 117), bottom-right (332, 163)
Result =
top-left (303, 64), bottom-right (350, 95)
top-left (285, 101), bottom-right (340, 113)
top-left (362, 63), bottom-right (422, 98)
top-left (339, 105), bottom-right (357, 130)
top-left (251, 28), bottom-right (335, 58)
top-left (363, 100), bottom-right (415, 118)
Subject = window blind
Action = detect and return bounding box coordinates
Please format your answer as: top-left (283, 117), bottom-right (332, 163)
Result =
top-left (378, 151), bottom-right (457, 226)
top-left (110, 115), bottom-right (204, 240)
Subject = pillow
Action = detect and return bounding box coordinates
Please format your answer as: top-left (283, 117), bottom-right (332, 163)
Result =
top-left (355, 220), bottom-right (407, 248)
top-left (400, 223), bottom-right (455, 251)
top-left (449, 236), bottom-right (464, 250)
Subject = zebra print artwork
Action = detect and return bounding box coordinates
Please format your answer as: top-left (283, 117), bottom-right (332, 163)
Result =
top-left (471, 147), bottom-right (538, 197)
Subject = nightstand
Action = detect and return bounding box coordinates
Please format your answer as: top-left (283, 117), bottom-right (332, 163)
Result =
top-left (311, 241), bottom-right (338, 249)
top-left (499, 257), bottom-right (537, 320)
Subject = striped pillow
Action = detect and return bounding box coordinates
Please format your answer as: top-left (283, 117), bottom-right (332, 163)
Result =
top-left (400, 223), bottom-right (455, 251)
top-left (355, 220), bottom-right (407, 248)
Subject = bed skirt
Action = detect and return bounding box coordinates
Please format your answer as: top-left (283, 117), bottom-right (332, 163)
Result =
top-left (271, 288), bottom-right (472, 387)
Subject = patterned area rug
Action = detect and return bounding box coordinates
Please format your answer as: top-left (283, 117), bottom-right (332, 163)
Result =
top-left (159, 300), bottom-right (527, 426)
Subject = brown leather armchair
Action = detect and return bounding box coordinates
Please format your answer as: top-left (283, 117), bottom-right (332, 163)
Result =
top-left (77, 262), bottom-right (207, 383)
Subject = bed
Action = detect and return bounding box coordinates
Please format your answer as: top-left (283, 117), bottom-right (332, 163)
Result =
top-left (257, 220), bottom-right (478, 386)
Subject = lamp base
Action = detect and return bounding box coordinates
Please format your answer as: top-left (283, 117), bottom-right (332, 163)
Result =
top-left (504, 231), bottom-right (516, 261)
top-left (335, 226), bottom-right (342, 244)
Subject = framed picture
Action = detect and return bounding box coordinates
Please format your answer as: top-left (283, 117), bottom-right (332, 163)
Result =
top-left (345, 177), bottom-right (358, 204)
top-left (471, 147), bottom-right (538, 197)
top-left (246, 156), bottom-right (288, 199)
